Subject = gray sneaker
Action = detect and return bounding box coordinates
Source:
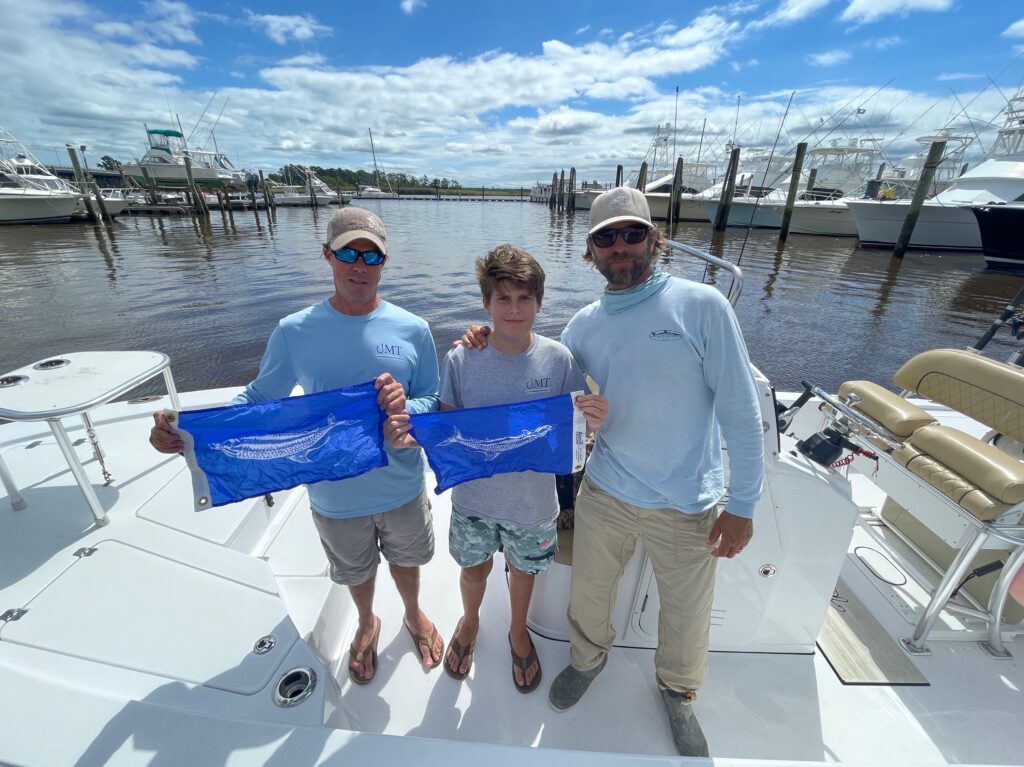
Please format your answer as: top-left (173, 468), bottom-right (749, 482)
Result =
top-left (547, 656), bottom-right (607, 711)
top-left (660, 688), bottom-right (709, 757)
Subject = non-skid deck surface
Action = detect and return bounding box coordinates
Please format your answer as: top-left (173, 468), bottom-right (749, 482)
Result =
top-left (818, 579), bottom-right (928, 686)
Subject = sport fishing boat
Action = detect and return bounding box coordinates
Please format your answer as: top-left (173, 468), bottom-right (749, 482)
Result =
top-left (0, 127), bottom-right (82, 224)
top-left (1, 244), bottom-right (1021, 766)
top-left (714, 132), bottom-right (973, 237)
top-left (971, 202), bottom-right (1024, 269)
top-left (701, 139), bottom-right (885, 229)
top-left (845, 91), bottom-right (1024, 251)
top-left (122, 127), bottom-right (247, 189)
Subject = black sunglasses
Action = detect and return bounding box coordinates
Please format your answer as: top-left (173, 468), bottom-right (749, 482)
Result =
top-left (591, 225), bottom-right (650, 248)
top-left (333, 246), bottom-right (386, 266)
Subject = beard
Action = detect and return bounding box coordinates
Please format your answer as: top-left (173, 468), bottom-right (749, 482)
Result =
top-left (595, 247), bottom-right (656, 287)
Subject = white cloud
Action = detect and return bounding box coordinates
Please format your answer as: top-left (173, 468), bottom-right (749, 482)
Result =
top-left (840, 0), bottom-right (952, 25)
top-left (1003, 19), bottom-right (1024, 37)
top-left (748, 0), bottom-right (833, 30)
top-left (278, 53), bottom-right (328, 67)
top-left (246, 12), bottom-right (331, 44)
top-left (806, 49), bottom-right (850, 66)
top-left (865, 36), bottom-right (902, 49)
top-left (936, 72), bottom-right (983, 81)
top-left (92, 21), bottom-right (134, 38)
top-left (145, 0), bottom-right (200, 45)
top-left (400, 0), bottom-right (425, 13)
top-left (575, 24), bottom-right (590, 35)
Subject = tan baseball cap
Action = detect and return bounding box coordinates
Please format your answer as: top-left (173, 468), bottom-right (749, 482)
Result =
top-left (326, 207), bottom-right (388, 253)
top-left (588, 186), bottom-right (652, 235)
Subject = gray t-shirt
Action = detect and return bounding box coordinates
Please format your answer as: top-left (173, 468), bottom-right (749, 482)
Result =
top-left (439, 334), bottom-right (586, 526)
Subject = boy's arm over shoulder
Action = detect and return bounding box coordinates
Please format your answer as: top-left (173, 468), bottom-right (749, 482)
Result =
top-left (405, 322), bottom-right (440, 414)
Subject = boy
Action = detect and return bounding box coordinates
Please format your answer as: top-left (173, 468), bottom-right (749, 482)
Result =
top-left (410, 244), bottom-right (605, 691)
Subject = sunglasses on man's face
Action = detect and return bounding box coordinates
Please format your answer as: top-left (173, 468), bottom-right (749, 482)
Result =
top-left (591, 224), bottom-right (650, 248)
top-left (333, 246), bottom-right (387, 266)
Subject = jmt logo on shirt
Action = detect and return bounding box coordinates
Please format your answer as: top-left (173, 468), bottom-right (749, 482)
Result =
top-left (376, 343), bottom-right (403, 359)
top-left (526, 377), bottom-right (551, 392)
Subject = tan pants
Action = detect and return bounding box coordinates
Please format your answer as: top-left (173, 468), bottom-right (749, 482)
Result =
top-left (567, 476), bottom-right (718, 694)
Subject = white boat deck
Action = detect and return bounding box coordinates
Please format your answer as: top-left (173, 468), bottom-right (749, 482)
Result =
top-left (1, 389), bottom-right (1022, 766)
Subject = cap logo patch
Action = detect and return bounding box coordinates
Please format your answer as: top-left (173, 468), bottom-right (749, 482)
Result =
top-left (605, 189), bottom-right (636, 210)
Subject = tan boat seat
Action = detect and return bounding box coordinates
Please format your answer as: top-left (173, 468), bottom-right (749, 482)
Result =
top-left (838, 380), bottom-right (935, 439)
top-left (893, 424), bottom-right (1024, 520)
top-left (894, 349), bottom-right (1024, 443)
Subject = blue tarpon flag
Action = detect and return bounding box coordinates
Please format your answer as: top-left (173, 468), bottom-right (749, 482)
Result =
top-left (410, 392), bottom-right (586, 493)
top-left (172, 381), bottom-right (387, 510)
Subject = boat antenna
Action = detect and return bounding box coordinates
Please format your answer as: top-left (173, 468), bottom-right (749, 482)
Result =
top-left (672, 86), bottom-right (679, 164)
top-left (696, 116), bottom-right (706, 164)
top-left (188, 91), bottom-right (217, 143)
top-left (208, 97), bottom-right (230, 145)
top-left (176, 114), bottom-right (188, 150)
top-left (732, 94), bottom-right (741, 147)
top-left (734, 90), bottom-right (795, 267)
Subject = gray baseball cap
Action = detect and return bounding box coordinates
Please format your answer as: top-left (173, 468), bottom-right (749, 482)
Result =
top-left (326, 207), bottom-right (388, 253)
top-left (588, 186), bottom-right (652, 235)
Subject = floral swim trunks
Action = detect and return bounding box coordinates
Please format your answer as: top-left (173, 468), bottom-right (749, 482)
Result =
top-left (449, 507), bottom-right (558, 575)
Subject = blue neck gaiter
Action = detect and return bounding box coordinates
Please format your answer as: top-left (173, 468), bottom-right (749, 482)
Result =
top-left (600, 271), bottom-right (671, 314)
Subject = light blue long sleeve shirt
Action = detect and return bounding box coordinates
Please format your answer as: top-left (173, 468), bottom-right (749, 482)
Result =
top-left (235, 299), bottom-right (439, 518)
top-left (561, 277), bottom-right (764, 518)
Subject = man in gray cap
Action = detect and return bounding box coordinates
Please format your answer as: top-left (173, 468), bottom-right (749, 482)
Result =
top-left (150, 206), bottom-right (444, 685)
top-left (462, 187), bottom-right (763, 756)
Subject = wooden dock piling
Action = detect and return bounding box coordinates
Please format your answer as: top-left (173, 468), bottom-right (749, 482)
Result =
top-left (549, 172), bottom-right (558, 209)
top-left (65, 145), bottom-right (98, 221)
top-left (778, 142), bottom-right (808, 243)
top-left (668, 156), bottom-right (684, 239)
top-left (259, 170), bottom-right (275, 210)
top-left (615, 165), bottom-right (623, 187)
top-left (713, 147), bottom-right (742, 231)
top-left (568, 167), bottom-right (576, 211)
top-left (558, 170), bottom-right (566, 211)
top-left (804, 169), bottom-right (818, 197)
top-left (183, 157), bottom-right (209, 216)
top-left (893, 140), bottom-right (947, 259)
top-left (636, 162), bottom-right (648, 191)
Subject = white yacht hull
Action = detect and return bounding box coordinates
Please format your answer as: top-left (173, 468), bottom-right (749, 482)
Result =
top-left (846, 200), bottom-right (982, 250)
top-left (122, 163), bottom-right (235, 188)
top-left (701, 198), bottom-right (783, 228)
top-left (274, 192), bottom-right (332, 207)
top-left (0, 190), bottom-right (79, 224)
top-left (701, 200), bottom-right (858, 236)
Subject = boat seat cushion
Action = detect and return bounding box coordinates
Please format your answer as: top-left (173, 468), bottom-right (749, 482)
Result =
top-left (839, 380), bottom-right (935, 439)
top-left (894, 349), bottom-right (1024, 443)
top-left (893, 424), bottom-right (1024, 520)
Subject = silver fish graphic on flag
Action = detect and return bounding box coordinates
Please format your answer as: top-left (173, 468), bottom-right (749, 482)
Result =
top-left (436, 424), bottom-right (554, 461)
top-left (209, 413), bottom-right (358, 463)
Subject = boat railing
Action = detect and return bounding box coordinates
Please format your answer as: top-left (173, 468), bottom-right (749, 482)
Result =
top-left (666, 240), bottom-right (743, 307)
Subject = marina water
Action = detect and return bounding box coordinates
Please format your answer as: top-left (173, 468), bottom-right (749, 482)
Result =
top-left (1, 200), bottom-right (1020, 395)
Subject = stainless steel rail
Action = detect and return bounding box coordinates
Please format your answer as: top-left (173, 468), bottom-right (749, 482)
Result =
top-left (666, 239), bottom-right (744, 307)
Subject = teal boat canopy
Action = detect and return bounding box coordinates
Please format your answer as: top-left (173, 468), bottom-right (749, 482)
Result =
top-left (147, 129), bottom-right (184, 138)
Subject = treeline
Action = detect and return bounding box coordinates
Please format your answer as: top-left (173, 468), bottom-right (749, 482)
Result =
top-left (268, 164), bottom-right (460, 190)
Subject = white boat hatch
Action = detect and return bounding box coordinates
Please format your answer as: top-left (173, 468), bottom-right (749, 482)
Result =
top-left (0, 540), bottom-right (297, 695)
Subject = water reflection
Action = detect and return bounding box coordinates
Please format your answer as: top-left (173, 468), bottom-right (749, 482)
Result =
top-left (0, 201), bottom-right (1021, 394)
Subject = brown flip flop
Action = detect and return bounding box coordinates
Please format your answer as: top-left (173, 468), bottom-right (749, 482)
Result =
top-left (348, 617), bottom-right (381, 685)
top-left (405, 618), bottom-right (444, 671)
top-left (509, 632), bottom-right (542, 693)
top-left (444, 619), bottom-right (476, 681)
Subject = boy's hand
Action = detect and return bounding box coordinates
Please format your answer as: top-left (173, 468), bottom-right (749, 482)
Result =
top-left (454, 325), bottom-right (491, 350)
top-left (384, 412), bottom-right (418, 449)
top-left (375, 373), bottom-right (406, 415)
top-left (575, 394), bottom-right (608, 434)
top-left (149, 411), bottom-right (184, 454)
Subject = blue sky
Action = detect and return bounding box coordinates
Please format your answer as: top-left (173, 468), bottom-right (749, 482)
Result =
top-left (3, 0), bottom-right (1024, 185)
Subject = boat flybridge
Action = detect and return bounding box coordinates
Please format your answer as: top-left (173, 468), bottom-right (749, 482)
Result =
top-left (1, 244), bottom-right (1022, 766)
top-left (0, 127), bottom-right (82, 225)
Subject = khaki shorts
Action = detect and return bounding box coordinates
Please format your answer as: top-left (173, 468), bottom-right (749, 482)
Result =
top-left (312, 491), bottom-right (434, 586)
